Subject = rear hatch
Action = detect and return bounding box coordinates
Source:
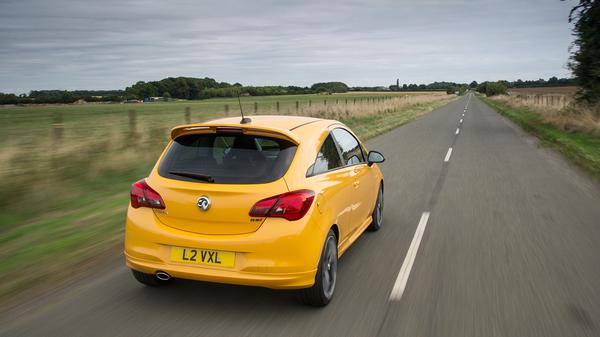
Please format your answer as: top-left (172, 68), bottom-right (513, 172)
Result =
top-left (149, 126), bottom-right (298, 235)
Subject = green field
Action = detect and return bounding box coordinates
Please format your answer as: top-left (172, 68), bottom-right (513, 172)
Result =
top-left (0, 92), bottom-right (453, 300)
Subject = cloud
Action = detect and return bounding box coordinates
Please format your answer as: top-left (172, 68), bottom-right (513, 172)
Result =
top-left (0, 0), bottom-right (575, 93)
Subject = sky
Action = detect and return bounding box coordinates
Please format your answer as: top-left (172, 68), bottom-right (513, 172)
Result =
top-left (0, 0), bottom-right (576, 94)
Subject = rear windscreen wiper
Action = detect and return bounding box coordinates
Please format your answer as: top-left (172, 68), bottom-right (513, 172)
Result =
top-left (169, 171), bottom-right (215, 183)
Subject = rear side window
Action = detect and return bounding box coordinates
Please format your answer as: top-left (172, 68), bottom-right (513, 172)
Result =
top-left (309, 135), bottom-right (343, 176)
top-left (331, 128), bottom-right (365, 165)
top-left (158, 133), bottom-right (297, 184)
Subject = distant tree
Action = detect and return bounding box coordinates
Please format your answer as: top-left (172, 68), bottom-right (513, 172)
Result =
top-left (173, 78), bottom-right (190, 99)
top-left (0, 93), bottom-right (19, 104)
top-left (498, 80), bottom-right (510, 88)
top-left (310, 82), bottom-right (349, 93)
top-left (476, 82), bottom-right (487, 94)
top-left (515, 79), bottom-right (524, 88)
top-left (567, 0), bottom-right (600, 103)
top-left (481, 82), bottom-right (507, 96)
top-left (163, 92), bottom-right (171, 101)
top-left (469, 81), bottom-right (478, 88)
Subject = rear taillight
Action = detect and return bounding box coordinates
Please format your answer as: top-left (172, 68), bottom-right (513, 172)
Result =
top-left (249, 190), bottom-right (315, 221)
top-left (130, 179), bottom-right (165, 209)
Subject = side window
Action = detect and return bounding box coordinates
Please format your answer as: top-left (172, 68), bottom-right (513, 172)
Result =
top-left (311, 134), bottom-right (343, 175)
top-left (331, 128), bottom-right (365, 165)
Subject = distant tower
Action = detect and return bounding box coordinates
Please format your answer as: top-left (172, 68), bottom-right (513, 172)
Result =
top-left (396, 78), bottom-right (399, 87)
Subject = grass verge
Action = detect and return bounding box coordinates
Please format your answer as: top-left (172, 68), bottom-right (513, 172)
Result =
top-left (0, 96), bottom-right (455, 302)
top-left (482, 97), bottom-right (600, 180)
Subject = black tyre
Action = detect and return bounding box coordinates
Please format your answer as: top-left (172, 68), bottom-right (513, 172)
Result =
top-left (298, 230), bottom-right (338, 306)
top-left (131, 269), bottom-right (169, 287)
top-left (368, 184), bottom-right (384, 231)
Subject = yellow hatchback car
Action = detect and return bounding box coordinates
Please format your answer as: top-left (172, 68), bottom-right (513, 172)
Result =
top-left (125, 115), bottom-right (385, 306)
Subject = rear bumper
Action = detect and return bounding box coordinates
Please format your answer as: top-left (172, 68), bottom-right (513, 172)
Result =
top-left (124, 206), bottom-right (324, 290)
top-left (125, 253), bottom-right (316, 289)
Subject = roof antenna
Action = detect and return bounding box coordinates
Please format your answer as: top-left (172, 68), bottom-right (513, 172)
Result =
top-left (237, 90), bottom-right (251, 124)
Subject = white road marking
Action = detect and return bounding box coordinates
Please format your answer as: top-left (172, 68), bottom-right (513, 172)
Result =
top-left (462, 113), bottom-right (465, 117)
top-left (390, 212), bottom-right (431, 301)
top-left (455, 128), bottom-right (460, 135)
top-left (444, 147), bottom-right (453, 162)
top-left (460, 119), bottom-right (463, 123)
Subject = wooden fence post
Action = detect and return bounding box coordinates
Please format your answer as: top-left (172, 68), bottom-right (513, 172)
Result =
top-left (224, 104), bottom-right (229, 116)
top-left (185, 107), bottom-right (191, 124)
top-left (295, 101), bottom-right (299, 113)
top-left (52, 111), bottom-right (64, 144)
top-left (276, 101), bottom-right (280, 112)
top-left (254, 102), bottom-right (258, 114)
top-left (309, 100), bottom-right (312, 107)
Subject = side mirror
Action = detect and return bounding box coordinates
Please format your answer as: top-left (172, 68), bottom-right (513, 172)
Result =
top-left (367, 151), bottom-right (385, 166)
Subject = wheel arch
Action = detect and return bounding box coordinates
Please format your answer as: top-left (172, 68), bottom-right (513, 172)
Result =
top-left (330, 224), bottom-right (340, 244)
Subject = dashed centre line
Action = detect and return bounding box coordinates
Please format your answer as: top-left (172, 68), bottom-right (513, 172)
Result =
top-left (389, 212), bottom-right (431, 301)
top-left (444, 147), bottom-right (453, 162)
top-left (455, 128), bottom-right (460, 135)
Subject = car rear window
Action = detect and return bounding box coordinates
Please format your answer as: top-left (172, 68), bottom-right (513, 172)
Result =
top-left (158, 133), bottom-right (297, 184)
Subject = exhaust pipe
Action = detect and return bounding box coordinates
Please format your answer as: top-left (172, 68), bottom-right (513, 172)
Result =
top-left (156, 271), bottom-right (171, 281)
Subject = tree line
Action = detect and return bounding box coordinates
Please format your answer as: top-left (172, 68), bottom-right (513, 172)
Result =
top-left (0, 90), bottom-right (124, 105)
top-left (0, 79), bottom-right (351, 104)
top-left (0, 74), bottom-right (582, 105)
top-left (473, 77), bottom-right (578, 97)
top-left (124, 78), bottom-right (350, 100)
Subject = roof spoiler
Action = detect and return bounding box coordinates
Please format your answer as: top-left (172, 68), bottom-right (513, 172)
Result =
top-left (170, 123), bottom-right (301, 145)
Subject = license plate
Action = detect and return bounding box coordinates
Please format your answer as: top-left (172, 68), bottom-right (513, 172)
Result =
top-left (170, 246), bottom-right (235, 268)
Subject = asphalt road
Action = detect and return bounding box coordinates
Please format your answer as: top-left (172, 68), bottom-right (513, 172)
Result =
top-left (2, 95), bottom-right (599, 337)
